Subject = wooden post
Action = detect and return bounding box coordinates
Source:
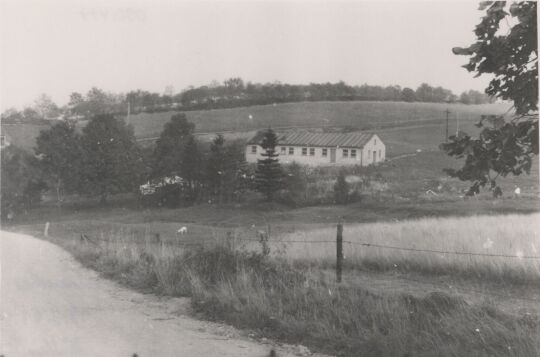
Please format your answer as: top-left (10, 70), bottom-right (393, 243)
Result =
top-left (44, 222), bottom-right (50, 237)
top-left (336, 221), bottom-right (343, 283)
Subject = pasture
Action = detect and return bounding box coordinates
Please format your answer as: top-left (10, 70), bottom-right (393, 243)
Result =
top-left (128, 100), bottom-right (510, 140)
top-left (3, 101), bottom-right (510, 158)
top-left (10, 210), bottom-right (540, 357)
top-left (278, 214), bottom-right (540, 283)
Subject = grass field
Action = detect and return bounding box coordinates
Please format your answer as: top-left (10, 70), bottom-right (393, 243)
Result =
top-left (0, 123), bottom-right (51, 151)
top-left (10, 212), bottom-right (540, 357)
top-left (128, 100), bottom-right (510, 139)
top-left (130, 100), bottom-right (511, 157)
top-left (2, 101), bottom-right (510, 157)
top-left (277, 214), bottom-right (540, 283)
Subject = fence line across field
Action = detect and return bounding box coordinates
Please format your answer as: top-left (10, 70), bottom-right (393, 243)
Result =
top-left (210, 236), bottom-right (540, 260)
top-left (72, 223), bottom-right (540, 304)
top-left (76, 231), bottom-right (540, 260)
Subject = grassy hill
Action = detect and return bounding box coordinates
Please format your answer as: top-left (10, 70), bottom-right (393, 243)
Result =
top-left (129, 100), bottom-right (511, 156)
top-left (3, 100), bottom-right (511, 156)
top-left (1, 123), bottom-right (51, 151)
top-left (128, 100), bottom-right (511, 138)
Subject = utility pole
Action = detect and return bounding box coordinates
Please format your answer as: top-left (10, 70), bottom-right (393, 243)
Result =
top-left (445, 109), bottom-right (451, 142)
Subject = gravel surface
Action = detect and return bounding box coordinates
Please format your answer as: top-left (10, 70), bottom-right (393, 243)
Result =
top-left (0, 231), bottom-right (326, 357)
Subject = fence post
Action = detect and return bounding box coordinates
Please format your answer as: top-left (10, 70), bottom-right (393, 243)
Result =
top-left (44, 222), bottom-right (50, 237)
top-left (336, 220), bottom-right (343, 283)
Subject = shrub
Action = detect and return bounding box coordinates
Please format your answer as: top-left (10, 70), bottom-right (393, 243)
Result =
top-left (333, 170), bottom-right (350, 204)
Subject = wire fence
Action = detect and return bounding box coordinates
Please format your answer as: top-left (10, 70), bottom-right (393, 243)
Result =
top-left (76, 229), bottom-right (540, 260)
top-left (68, 222), bottom-right (540, 305)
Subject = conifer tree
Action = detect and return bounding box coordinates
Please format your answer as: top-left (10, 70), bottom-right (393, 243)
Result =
top-left (254, 129), bottom-right (283, 201)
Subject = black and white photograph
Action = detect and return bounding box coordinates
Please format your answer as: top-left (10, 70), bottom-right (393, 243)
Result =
top-left (0, 1), bottom-right (538, 356)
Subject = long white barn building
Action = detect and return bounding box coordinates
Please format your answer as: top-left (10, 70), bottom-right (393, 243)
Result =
top-left (246, 131), bottom-right (385, 167)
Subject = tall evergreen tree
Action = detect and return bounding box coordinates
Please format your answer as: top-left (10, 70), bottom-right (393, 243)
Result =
top-left (80, 114), bottom-right (143, 204)
top-left (254, 129), bottom-right (283, 201)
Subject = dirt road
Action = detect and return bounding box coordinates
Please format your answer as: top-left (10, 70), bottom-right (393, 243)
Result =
top-left (0, 231), bottom-right (314, 357)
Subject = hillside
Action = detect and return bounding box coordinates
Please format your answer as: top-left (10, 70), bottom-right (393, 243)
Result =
top-left (130, 100), bottom-right (510, 157)
top-left (1, 123), bottom-right (52, 151)
top-left (127, 100), bottom-right (511, 139)
top-left (3, 101), bottom-right (510, 155)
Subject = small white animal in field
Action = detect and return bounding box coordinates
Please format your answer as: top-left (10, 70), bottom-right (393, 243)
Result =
top-left (482, 238), bottom-right (494, 249)
top-left (514, 187), bottom-right (521, 196)
top-left (177, 226), bottom-right (188, 235)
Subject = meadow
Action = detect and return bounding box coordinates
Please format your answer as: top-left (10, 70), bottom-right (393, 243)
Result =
top-left (128, 100), bottom-right (510, 140)
top-left (11, 211), bottom-right (540, 357)
top-left (278, 214), bottom-right (540, 283)
top-left (4, 101), bottom-right (510, 157)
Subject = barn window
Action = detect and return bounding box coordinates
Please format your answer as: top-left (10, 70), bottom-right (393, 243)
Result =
top-left (343, 149), bottom-right (349, 158)
top-left (302, 147), bottom-right (307, 156)
top-left (280, 146), bottom-right (287, 154)
top-left (251, 145), bottom-right (257, 154)
top-left (289, 147), bottom-right (294, 155)
top-left (322, 148), bottom-right (328, 157)
top-left (374, 138), bottom-right (377, 145)
top-left (351, 149), bottom-right (357, 158)
top-left (309, 148), bottom-right (315, 156)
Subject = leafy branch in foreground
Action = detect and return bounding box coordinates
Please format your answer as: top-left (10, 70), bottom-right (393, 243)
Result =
top-left (441, 1), bottom-right (538, 196)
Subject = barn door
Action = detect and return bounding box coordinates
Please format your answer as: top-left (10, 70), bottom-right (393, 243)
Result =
top-left (330, 148), bottom-right (336, 163)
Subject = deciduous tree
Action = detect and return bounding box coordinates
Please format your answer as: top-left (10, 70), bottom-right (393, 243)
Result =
top-left (80, 114), bottom-right (143, 203)
top-left (1, 145), bottom-right (47, 217)
top-left (35, 121), bottom-right (83, 204)
top-left (152, 113), bottom-right (195, 178)
top-left (441, 1), bottom-right (538, 196)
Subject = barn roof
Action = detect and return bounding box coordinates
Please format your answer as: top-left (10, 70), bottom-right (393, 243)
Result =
top-left (247, 131), bottom-right (375, 148)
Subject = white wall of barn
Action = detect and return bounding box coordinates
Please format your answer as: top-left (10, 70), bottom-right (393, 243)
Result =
top-left (245, 135), bottom-right (385, 167)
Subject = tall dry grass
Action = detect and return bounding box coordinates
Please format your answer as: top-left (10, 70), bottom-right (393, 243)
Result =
top-left (277, 213), bottom-right (540, 283)
top-left (48, 226), bottom-right (539, 357)
top-left (16, 213), bottom-right (540, 356)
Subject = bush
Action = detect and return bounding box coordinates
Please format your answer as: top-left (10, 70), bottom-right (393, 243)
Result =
top-left (333, 170), bottom-right (350, 204)
top-left (279, 163), bottom-right (308, 207)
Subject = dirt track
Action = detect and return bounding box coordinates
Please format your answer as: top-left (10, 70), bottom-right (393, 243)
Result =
top-left (0, 231), bottom-right (317, 357)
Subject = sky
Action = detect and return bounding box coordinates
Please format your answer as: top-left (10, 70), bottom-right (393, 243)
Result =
top-left (0, 0), bottom-right (493, 111)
